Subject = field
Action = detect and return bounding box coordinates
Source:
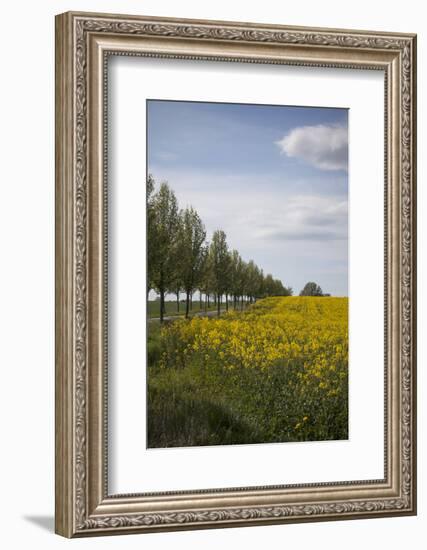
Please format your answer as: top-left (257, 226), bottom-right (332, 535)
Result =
top-left (147, 296), bottom-right (348, 448)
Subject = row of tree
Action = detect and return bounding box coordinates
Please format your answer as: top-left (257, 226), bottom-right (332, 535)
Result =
top-left (147, 176), bottom-right (292, 322)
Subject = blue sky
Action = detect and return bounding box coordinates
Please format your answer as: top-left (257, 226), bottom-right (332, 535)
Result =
top-left (147, 100), bottom-right (348, 296)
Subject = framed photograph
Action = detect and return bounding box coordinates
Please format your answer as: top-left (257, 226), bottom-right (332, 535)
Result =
top-left (55, 11), bottom-right (417, 537)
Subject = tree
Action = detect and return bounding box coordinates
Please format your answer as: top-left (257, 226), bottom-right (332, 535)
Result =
top-left (237, 260), bottom-right (249, 309)
top-left (167, 212), bottom-right (184, 314)
top-left (299, 282), bottom-right (324, 296)
top-left (263, 273), bottom-right (275, 297)
top-left (150, 182), bottom-right (179, 322)
top-left (200, 247), bottom-right (215, 311)
top-left (146, 174), bottom-right (159, 297)
top-left (210, 230), bottom-right (231, 316)
top-left (246, 260), bottom-right (261, 303)
top-left (177, 207), bottom-right (207, 318)
top-left (272, 278), bottom-right (291, 296)
top-left (229, 250), bottom-right (243, 310)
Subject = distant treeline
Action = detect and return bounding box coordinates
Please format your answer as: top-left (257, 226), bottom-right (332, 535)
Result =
top-left (147, 175), bottom-right (292, 322)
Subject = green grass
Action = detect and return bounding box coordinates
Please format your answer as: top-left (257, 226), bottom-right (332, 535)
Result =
top-left (147, 324), bottom-right (259, 447)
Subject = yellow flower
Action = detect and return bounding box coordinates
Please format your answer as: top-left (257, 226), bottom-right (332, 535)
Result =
top-left (159, 296), bottom-right (348, 394)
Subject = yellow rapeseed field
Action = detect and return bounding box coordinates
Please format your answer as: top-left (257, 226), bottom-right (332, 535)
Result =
top-left (148, 296), bottom-right (348, 447)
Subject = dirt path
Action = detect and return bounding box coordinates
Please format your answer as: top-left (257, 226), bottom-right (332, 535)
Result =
top-left (148, 308), bottom-right (228, 323)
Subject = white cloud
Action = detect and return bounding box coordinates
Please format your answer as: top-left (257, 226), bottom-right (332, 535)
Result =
top-left (252, 195), bottom-right (348, 242)
top-left (276, 124), bottom-right (348, 171)
top-left (150, 168), bottom-right (347, 245)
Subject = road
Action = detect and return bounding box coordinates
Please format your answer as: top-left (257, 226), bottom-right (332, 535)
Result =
top-left (148, 308), bottom-right (228, 323)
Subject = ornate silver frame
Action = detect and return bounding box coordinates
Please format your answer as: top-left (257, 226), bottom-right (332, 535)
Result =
top-left (55, 11), bottom-right (417, 537)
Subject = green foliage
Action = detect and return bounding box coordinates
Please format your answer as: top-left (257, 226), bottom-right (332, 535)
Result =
top-left (210, 230), bottom-right (231, 297)
top-left (176, 207), bottom-right (207, 317)
top-left (299, 281), bottom-right (325, 296)
top-left (147, 322), bottom-right (163, 366)
top-left (148, 180), bottom-right (180, 321)
top-left (146, 174), bottom-right (157, 295)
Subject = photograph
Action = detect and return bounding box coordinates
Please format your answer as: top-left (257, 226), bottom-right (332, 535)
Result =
top-left (146, 99), bottom-right (349, 448)
top-left (53, 9), bottom-right (416, 538)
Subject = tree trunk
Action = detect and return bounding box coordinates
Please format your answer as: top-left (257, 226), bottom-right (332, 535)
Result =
top-left (176, 291), bottom-right (179, 312)
top-left (185, 290), bottom-right (190, 319)
top-left (200, 290), bottom-right (202, 309)
top-left (207, 294), bottom-right (210, 308)
top-left (217, 294), bottom-right (221, 317)
top-left (190, 292), bottom-right (193, 310)
top-left (226, 294), bottom-right (229, 312)
top-left (160, 289), bottom-right (165, 323)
